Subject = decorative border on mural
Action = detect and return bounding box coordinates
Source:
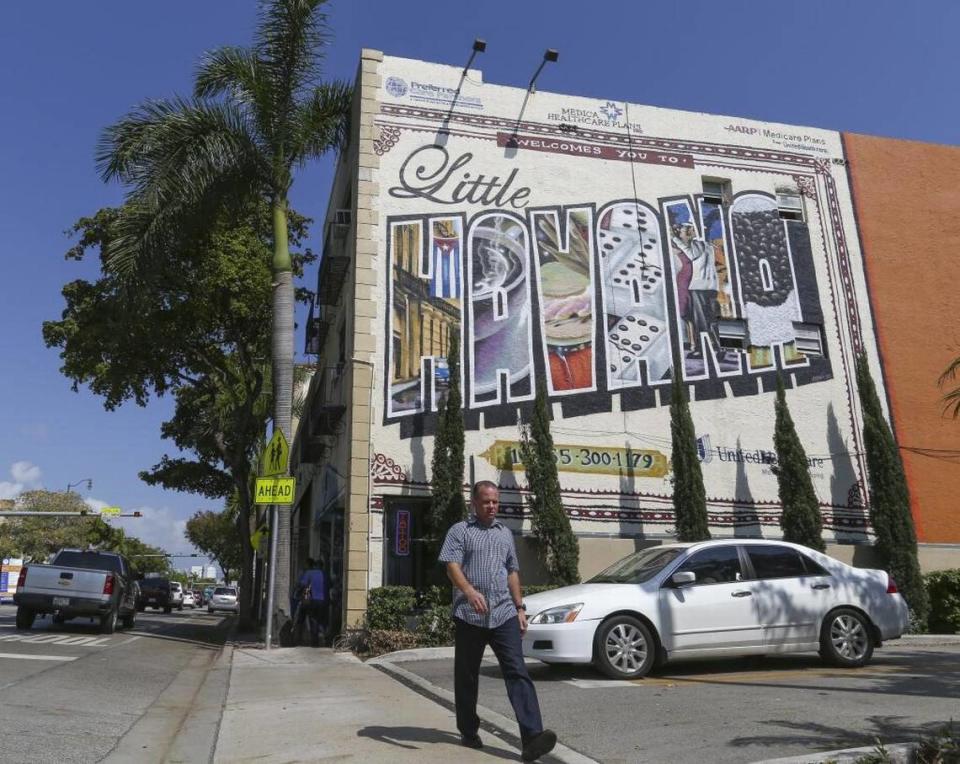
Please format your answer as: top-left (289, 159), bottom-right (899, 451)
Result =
top-left (371, 453), bottom-right (408, 483)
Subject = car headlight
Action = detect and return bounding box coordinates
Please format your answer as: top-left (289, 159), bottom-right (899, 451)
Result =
top-left (530, 603), bottom-right (584, 624)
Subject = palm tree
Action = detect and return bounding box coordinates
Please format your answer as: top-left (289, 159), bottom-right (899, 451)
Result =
top-left (95, 0), bottom-right (352, 631)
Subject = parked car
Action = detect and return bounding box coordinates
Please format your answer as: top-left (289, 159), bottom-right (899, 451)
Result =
top-left (14, 548), bottom-right (140, 634)
top-left (182, 591), bottom-right (196, 608)
top-left (170, 581), bottom-right (184, 611)
top-left (522, 539), bottom-right (910, 679)
top-left (137, 578), bottom-right (175, 613)
top-left (192, 589), bottom-right (205, 607)
top-left (208, 586), bottom-right (239, 614)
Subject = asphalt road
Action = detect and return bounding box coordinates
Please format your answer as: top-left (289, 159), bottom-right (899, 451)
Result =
top-left (0, 602), bottom-right (233, 764)
top-left (398, 643), bottom-right (960, 764)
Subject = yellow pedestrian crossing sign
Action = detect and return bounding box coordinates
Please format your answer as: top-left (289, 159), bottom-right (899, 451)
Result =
top-left (261, 430), bottom-right (289, 477)
top-left (255, 477), bottom-right (295, 505)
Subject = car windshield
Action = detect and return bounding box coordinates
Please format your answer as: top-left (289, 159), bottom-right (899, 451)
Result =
top-left (588, 547), bottom-right (685, 584)
top-left (214, 587), bottom-right (237, 596)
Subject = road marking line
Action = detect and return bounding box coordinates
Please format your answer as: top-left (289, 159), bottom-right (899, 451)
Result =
top-left (118, 636), bottom-right (140, 645)
top-left (0, 634), bottom-right (113, 647)
top-left (0, 652), bottom-right (77, 662)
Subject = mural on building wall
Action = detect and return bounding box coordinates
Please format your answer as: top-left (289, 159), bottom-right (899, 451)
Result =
top-left (384, 154), bottom-right (831, 432)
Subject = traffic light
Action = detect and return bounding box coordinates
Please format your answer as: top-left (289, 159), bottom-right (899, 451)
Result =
top-left (132, 511), bottom-right (142, 518)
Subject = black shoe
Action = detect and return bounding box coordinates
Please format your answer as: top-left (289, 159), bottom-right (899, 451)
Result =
top-left (521, 729), bottom-right (557, 761)
top-left (460, 734), bottom-right (483, 749)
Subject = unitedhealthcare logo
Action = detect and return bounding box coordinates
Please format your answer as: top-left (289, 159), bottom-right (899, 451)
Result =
top-left (696, 434), bottom-right (712, 464)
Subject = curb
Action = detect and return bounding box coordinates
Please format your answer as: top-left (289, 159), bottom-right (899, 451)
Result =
top-left (750, 741), bottom-right (916, 763)
top-left (375, 658), bottom-right (598, 764)
top-left (894, 633), bottom-right (960, 646)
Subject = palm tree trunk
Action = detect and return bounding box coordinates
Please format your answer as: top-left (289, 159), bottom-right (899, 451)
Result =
top-left (271, 198), bottom-right (294, 630)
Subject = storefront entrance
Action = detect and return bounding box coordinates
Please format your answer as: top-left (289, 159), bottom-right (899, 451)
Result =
top-left (384, 498), bottom-right (434, 590)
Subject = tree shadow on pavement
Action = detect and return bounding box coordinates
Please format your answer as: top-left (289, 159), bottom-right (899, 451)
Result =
top-left (728, 715), bottom-right (953, 755)
top-left (357, 726), bottom-right (517, 759)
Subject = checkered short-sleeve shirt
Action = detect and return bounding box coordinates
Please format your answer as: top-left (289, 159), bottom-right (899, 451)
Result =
top-left (438, 515), bottom-right (520, 629)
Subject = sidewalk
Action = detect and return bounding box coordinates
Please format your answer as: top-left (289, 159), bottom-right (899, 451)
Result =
top-left (213, 645), bottom-right (586, 763)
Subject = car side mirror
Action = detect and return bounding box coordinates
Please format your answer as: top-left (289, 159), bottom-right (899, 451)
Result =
top-left (671, 571), bottom-right (696, 586)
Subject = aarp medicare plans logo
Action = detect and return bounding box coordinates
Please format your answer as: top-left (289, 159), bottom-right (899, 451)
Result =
top-left (386, 77), bottom-right (408, 97)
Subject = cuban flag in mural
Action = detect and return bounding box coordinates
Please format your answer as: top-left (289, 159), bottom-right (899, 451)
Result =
top-left (430, 234), bottom-right (461, 299)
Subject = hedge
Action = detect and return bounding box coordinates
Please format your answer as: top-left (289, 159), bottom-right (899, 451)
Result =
top-left (925, 568), bottom-right (960, 634)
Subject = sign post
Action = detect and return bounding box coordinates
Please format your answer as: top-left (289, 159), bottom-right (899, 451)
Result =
top-left (261, 430), bottom-right (290, 651)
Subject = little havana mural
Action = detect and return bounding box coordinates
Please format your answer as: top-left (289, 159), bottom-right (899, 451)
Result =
top-left (385, 145), bottom-right (832, 428)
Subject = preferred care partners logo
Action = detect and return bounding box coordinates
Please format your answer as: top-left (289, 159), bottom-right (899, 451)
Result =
top-left (383, 76), bottom-right (482, 110)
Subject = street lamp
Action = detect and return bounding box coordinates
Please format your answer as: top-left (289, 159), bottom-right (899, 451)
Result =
top-left (66, 478), bottom-right (92, 493)
top-left (528, 48), bottom-right (559, 93)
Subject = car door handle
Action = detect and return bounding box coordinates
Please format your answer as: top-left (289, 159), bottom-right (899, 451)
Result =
top-left (731, 590), bottom-right (753, 598)
top-left (811, 583), bottom-right (831, 590)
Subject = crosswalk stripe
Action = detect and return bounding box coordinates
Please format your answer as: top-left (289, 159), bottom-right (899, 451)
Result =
top-left (0, 652), bottom-right (77, 662)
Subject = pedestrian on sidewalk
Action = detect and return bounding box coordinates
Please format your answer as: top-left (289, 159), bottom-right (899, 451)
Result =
top-left (439, 480), bottom-right (558, 762)
top-left (297, 557), bottom-right (328, 647)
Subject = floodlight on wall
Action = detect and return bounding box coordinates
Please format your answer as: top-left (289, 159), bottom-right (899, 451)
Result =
top-left (463, 38), bottom-right (487, 74)
top-left (528, 48), bottom-right (559, 93)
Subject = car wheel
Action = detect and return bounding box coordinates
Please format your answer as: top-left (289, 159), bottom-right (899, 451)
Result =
top-left (208, 607), bottom-right (214, 614)
top-left (136, 604), bottom-right (145, 612)
top-left (178, 604), bottom-right (183, 611)
top-left (52, 614), bottom-right (66, 625)
top-left (163, 606), bottom-right (172, 615)
top-left (594, 615), bottom-right (656, 679)
top-left (100, 609), bottom-right (118, 635)
top-left (121, 609), bottom-right (136, 630)
top-left (819, 608), bottom-right (874, 668)
top-left (15, 607), bottom-right (35, 630)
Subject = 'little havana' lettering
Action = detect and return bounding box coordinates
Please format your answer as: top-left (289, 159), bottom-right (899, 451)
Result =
top-left (497, 132), bottom-right (694, 168)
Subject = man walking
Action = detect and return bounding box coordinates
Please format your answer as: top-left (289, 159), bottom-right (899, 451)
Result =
top-left (439, 481), bottom-right (557, 761)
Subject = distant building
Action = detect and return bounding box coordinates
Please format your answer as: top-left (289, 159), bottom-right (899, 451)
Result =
top-left (292, 49), bottom-right (960, 630)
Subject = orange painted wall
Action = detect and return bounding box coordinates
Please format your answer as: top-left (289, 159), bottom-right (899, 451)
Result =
top-left (844, 132), bottom-right (960, 543)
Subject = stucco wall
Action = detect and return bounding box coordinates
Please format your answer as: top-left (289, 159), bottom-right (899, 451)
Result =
top-left (844, 133), bottom-right (960, 544)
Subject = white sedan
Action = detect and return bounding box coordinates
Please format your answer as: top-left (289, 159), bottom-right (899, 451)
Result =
top-left (522, 539), bottom-right (909, 679)
top-left (182, 591), bottom-right (196, 608)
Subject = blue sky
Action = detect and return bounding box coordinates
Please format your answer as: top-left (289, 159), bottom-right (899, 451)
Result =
top-left (0, 1), bottom-right (955, 563)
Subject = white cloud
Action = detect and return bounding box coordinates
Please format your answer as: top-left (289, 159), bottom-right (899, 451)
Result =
top-left (0, 461), bottom-right (43, 499)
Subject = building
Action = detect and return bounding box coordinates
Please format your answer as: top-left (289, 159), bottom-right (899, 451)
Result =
top-left (292, 49), bottom-right (960, 631)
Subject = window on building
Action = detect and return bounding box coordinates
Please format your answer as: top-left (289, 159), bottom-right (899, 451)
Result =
top-left (702, 178), bottom-right (731, 205)
top-left (777, 188), bottom-right (805, 221)
top-left (793, 322), bottom-right (824, 356)
top-left (717, 318), bottom-right (749, 351)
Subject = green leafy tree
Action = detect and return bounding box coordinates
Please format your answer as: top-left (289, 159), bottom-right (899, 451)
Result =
top-left (43, 206), bottom-right (313, 628)
top-left (670, 374), bottom-right (711, 541)
top-left (186, 506), bottom-right (244, 584)
top-left (857, 353), bottom-right (928, 622)
top-left (429, 326), bottom-right (466, 545)
top-left (773, 376), bottom-right (825, 552)
top-left (0, 490), bottom-right (170, 573)
top-left (519, 379), bottom-right (580, 586)
top-left (95, 0), bottom-right (352, 625)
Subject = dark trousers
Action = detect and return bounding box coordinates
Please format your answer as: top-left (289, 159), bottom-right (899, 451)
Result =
top-left (454, 616), bottom-right (544, 744)
top-left (300, 601), bottom-right (326, 646)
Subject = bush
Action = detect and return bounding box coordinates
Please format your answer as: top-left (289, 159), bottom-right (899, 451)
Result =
top-left (366, 586), bottom-right (416, 631)
top-left (925, 569), bottom-right (960, 634)
top-left (522, 584), bottom-right (558, 597)
top-left (415, 585), bottom-right (455, 647)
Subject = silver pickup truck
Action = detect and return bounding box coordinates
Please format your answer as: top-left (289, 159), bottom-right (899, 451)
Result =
top-left (14, 549), bottom-right (140, 634)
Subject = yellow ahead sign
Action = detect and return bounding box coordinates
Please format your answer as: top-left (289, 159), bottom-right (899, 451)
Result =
top-left (261, 430), bottom-right (289, 477)
top-left (254, 477), bottom-right (295, 505)
top-left (99, 507), bottom-right (122, 516)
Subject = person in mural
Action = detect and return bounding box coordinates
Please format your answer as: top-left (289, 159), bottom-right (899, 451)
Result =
top-left (670, 221), bottom-right (695, 349)
top-left (439, 481), bottom-right (558, 761)
top-left (672, 221), bottom-right (724, 359)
